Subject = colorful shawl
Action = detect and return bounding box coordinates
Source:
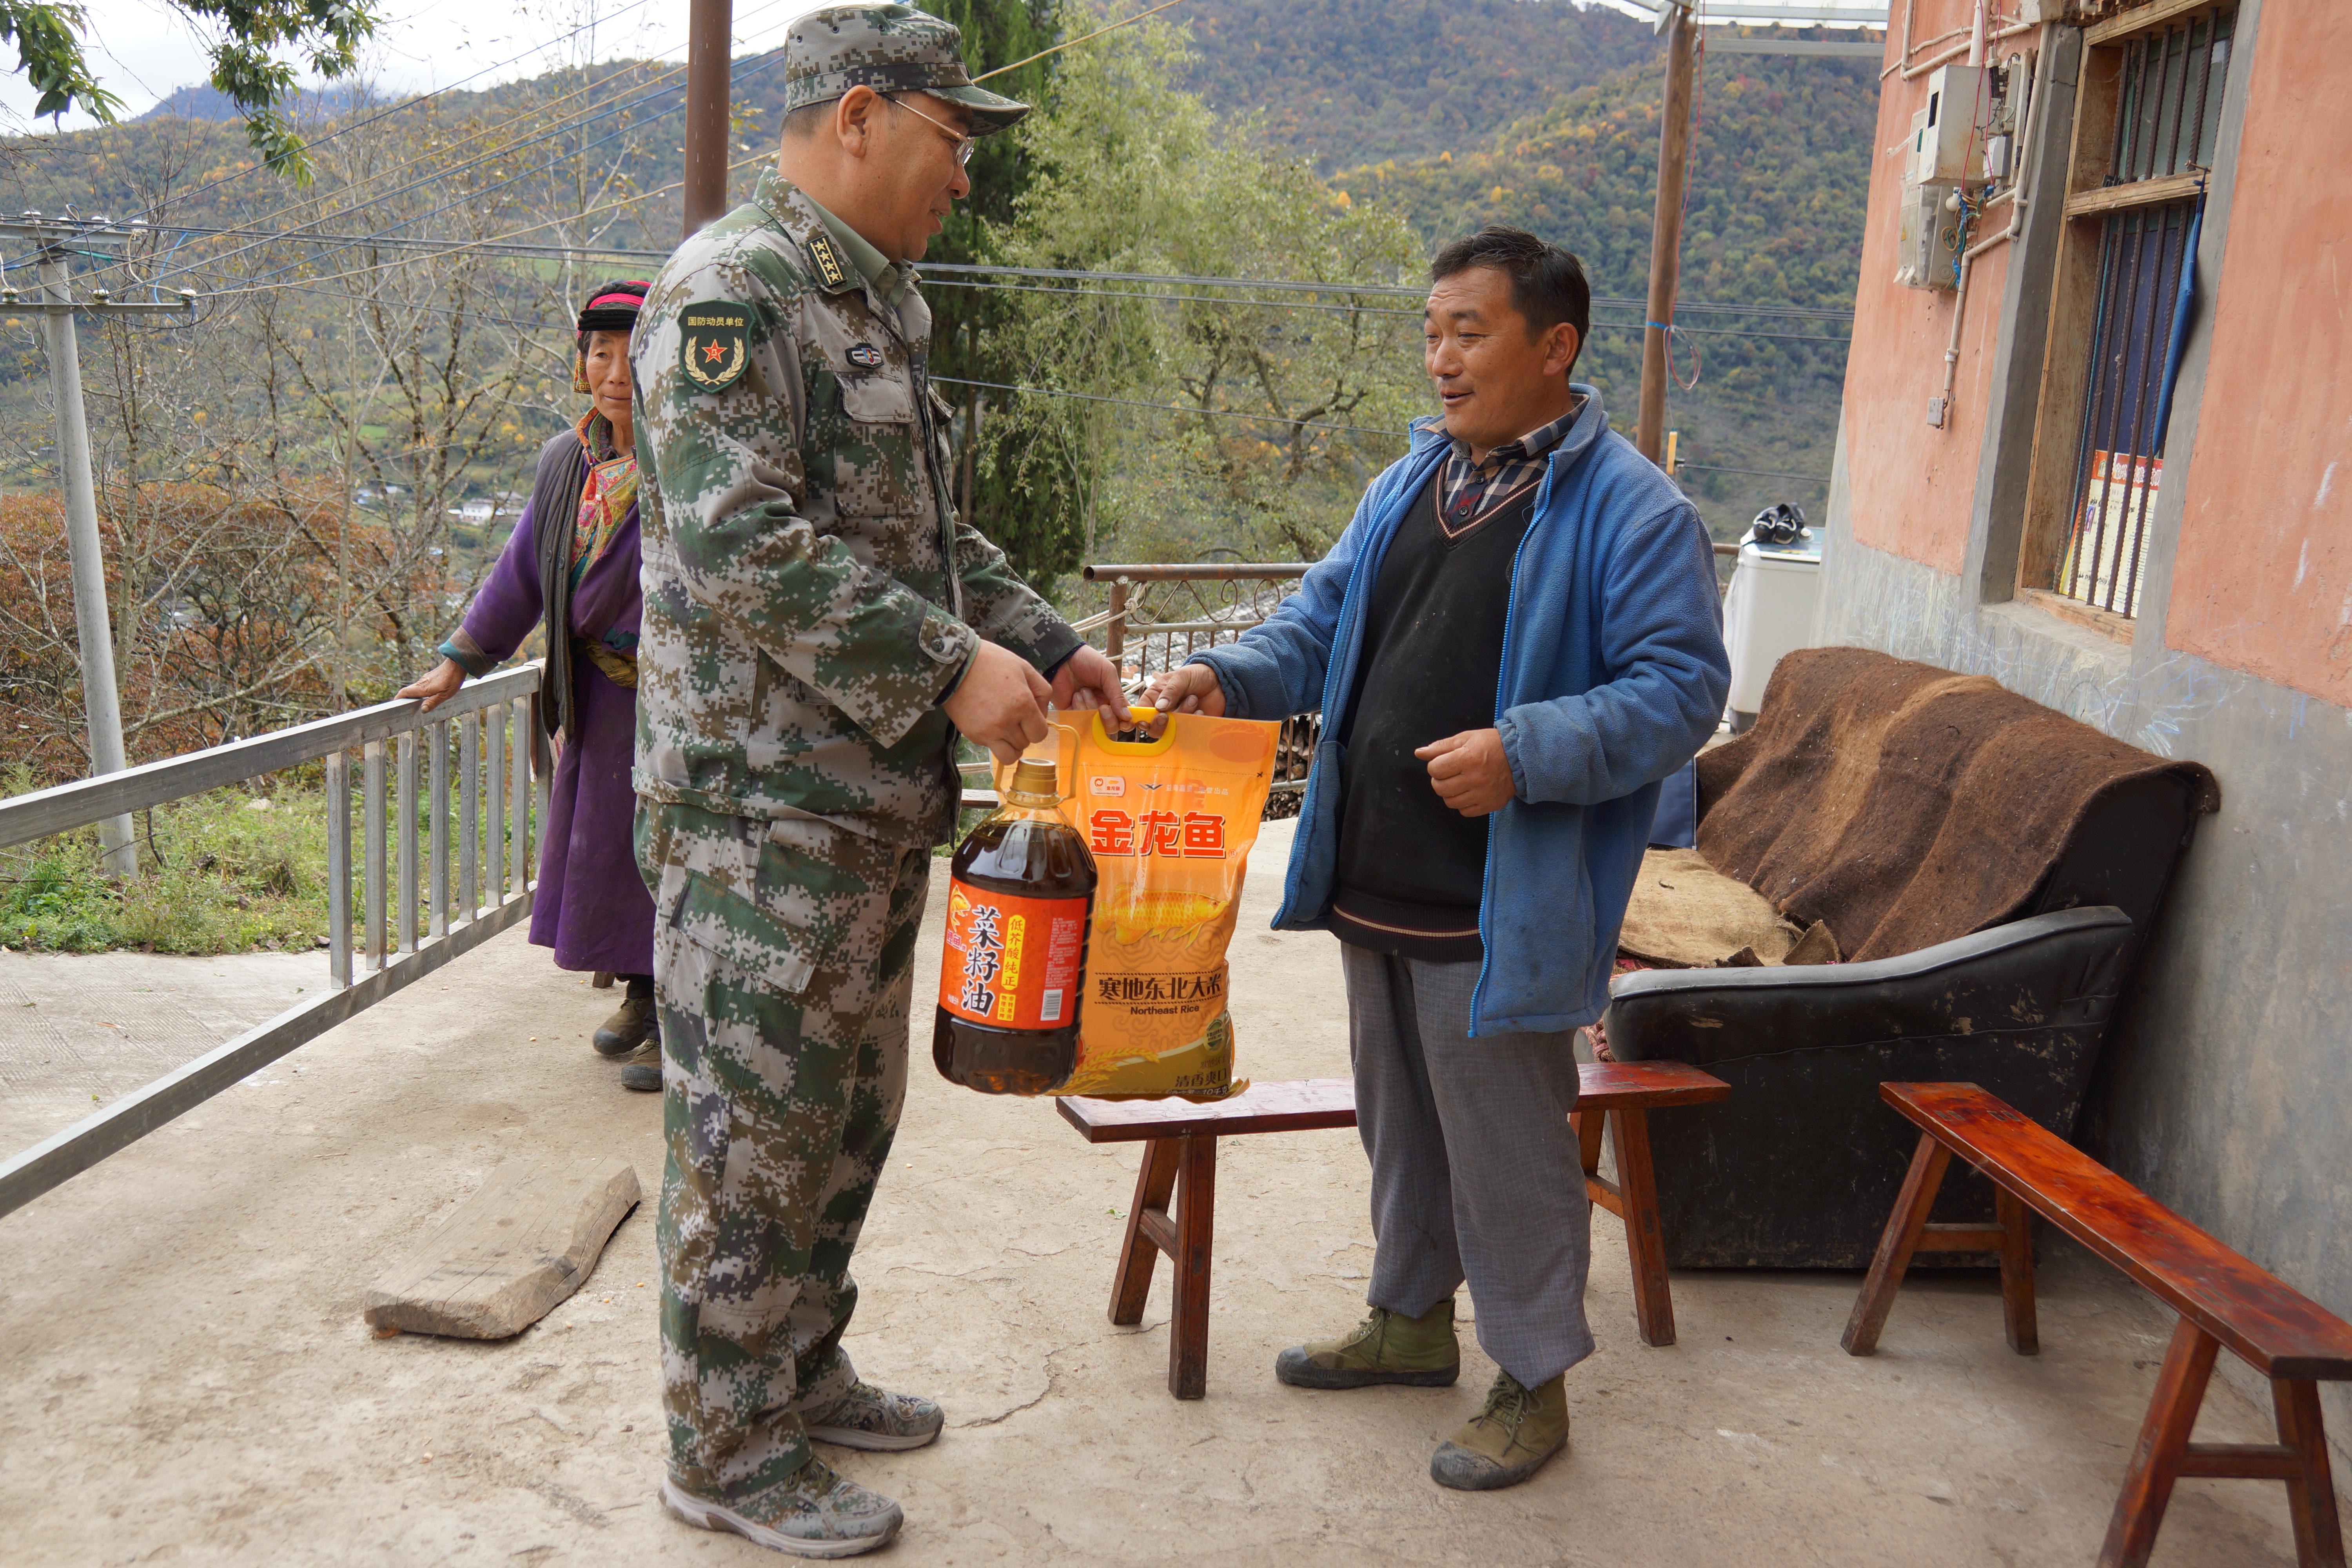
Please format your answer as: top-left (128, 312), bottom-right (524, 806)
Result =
top-left (571, 409), bottom-right (638, 588)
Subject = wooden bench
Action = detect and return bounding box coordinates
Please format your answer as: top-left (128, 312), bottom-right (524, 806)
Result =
top-left (1843, 1082), bottom-right (2352, 1568)
top-left (1056, 1059), bottom-right (1730, 1399)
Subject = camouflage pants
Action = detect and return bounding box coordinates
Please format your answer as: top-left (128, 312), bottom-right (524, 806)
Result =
top-left (636, 800), bottom-right (932, 1506)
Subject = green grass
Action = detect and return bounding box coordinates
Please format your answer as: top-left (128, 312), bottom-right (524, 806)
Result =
top-left (0, 766), bottom-right (335, 955)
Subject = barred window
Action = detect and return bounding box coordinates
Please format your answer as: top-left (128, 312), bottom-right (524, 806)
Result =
top-left (2020, 2), bottom-right (2235, 628)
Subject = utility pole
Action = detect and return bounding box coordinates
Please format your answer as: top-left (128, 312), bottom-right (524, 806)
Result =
top-left (1636, 0), bottom-right (1698, 465)
top-left (1, 218), bottom-right (197, 878)
top-left (683, 0), bottom-right (734, 236)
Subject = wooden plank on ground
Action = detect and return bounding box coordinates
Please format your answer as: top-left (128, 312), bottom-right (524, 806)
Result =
top-left (362, 1158), bottom-right (639, 1339)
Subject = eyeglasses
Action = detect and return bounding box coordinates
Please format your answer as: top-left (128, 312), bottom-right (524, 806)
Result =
top-left (888, 93), bottom-right (975, 167)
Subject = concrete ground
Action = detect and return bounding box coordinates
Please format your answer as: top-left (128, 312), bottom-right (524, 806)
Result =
top-left (0, 821), bottom-right (2326, 1565)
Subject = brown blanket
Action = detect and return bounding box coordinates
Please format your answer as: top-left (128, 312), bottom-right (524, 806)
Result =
top-left (1695, 648), bottom-right (2220, 962)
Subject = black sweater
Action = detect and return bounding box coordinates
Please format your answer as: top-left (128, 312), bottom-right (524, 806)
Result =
top-left (1330, 472), bottom-right (1537, 963)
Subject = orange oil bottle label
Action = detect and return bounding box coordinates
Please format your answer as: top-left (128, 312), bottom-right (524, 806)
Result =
top-left (938, 879), bottom-right (1089, 1029)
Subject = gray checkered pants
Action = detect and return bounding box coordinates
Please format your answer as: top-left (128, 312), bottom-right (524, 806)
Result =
top-left (1343, 943), bottom-right (1595, 1387)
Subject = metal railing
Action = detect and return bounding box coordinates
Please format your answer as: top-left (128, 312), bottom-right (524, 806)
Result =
top-left (0, 662), bottom-right (545, 1219)
top-left (1084, 562), bottom-right (1319, 802)
top-left (957, 562), bottom-right (1319, 813)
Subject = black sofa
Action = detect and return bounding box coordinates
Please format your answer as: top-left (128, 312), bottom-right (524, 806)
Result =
top-left (1599, 651), bottom-right (2216, 1269)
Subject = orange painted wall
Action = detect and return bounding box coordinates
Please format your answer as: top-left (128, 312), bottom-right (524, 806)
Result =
top-left (2164, 5), bottom-right (2352, 705)
top-left (1840, 0), bottom-right (2010, 577)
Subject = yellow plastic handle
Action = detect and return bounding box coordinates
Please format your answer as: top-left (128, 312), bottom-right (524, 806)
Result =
top-left (1089, 705), bottom-right (1177, 755)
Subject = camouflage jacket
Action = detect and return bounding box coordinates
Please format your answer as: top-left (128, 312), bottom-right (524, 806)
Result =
top-left (631, 167), bottom-right (1080, 846)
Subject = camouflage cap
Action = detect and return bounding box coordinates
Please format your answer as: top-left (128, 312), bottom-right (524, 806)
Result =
top-left (784, 4), bottom-right (1030, 135)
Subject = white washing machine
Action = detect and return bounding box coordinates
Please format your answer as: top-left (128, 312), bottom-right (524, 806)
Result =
top-left (1721, 539), bottom-right (1822, 733)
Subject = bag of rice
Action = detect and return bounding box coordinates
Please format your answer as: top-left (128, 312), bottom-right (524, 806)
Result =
top-left (1052, 706), bottom-right (1279, 1100)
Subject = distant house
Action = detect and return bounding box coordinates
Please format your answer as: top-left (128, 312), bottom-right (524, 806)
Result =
top-left (446, 492), bottom-right (524, 525)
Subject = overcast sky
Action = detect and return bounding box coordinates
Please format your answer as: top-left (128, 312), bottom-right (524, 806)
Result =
top-left (0, 0), bottom-right (830, 132)
top-left (5, 0), bottom-right (1884, 134)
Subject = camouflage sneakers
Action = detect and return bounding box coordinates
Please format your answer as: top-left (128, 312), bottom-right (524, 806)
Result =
top-left (1429, 1369), bottom-right (1570, 1491)
top-left (593, 992), bottom-right (656, 1058)
top-left (662, 1457), bottom-right (902, 1559)
top-left (619, 1034), bottom-right (662, 1093)
top-left (1275, 1298), bottom-right (1461, 1389)
top-left (804, 1380), bottom-right (944, 1451)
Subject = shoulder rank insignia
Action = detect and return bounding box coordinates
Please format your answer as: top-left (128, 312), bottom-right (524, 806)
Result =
top-left (806, 231), bottom-right (849, 290)
top-left (679, 301), bottom-right (751, 395)
top-left (846, 343), bottom-right (884, 369)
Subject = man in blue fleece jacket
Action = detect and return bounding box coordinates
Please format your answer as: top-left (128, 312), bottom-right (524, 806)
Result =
top-left (1145, 227), bottom-right (1728, 1491)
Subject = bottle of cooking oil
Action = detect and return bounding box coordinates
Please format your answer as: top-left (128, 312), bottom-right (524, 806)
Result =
top-left (933, 751), bottom-right (1097, 1095)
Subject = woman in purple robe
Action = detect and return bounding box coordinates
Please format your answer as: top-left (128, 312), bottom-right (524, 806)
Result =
top-left (398, 280), bottom-right (661, 1089)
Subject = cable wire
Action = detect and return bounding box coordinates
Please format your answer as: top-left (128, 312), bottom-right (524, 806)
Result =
top-left (172, 54), bottom-right (778, 287)
top-left (122, 0), bottom-right (664, 222)
top-left (183, 0), bottom-right (805, 270)
top-left (933, 375), bottom-right (1401, 438)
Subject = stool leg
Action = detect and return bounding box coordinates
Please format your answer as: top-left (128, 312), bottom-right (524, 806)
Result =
top-left (1169, 1133), bottom-right (1217, 1400)
top-left (1111, 1138), bottom-right (1180, 1327)
top-left (2274, 1377), bottom-right (2348, 1568)
top-left (1607, 1106), bottom-right (1677, 1348)
top-left (1573, 1107), bottom-right (1606, 1180)
top-left (2100, 1317), bottom-right (2219, 1568)
top-left (1842, 1133), bottom-right (1953, 1356)
top-left (1996, 1186), bottom-right (2039, 1356)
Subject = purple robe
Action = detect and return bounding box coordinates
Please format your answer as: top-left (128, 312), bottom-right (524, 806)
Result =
top-left (459, 458), bottom-right (653, 975)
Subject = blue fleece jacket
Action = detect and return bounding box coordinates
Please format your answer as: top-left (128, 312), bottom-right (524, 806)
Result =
top-left (1192, 386), bottom-right (1729, 1036)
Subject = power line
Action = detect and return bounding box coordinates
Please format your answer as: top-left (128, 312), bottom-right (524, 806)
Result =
top-left (101, 216), bottom-right (1852, 338)
top-left (924, 276), bottom-right (1851, 343)
top-left (168, 58), bottom-right (741, 286)
top-left (923, 275), bottom-right (1430, 318)
top-left (18, 70), bottom-right (687, 282)
top-left (123, 0), bottom-right (664, 223)
top-left (202, 0), bottom-right (801, 243)
top-left (177, 64), bottom-right (690, 270)
top-left (1677, 462), bottom-right (1830, 481)
top-left (151, 8), bottom-right (804, 287)
top-left (915, 261), bottom-right (1857, 321)
top-left (933, 375), bottom-right (1401, 438)
top-left (229, 91), bottom-right (691, 288)
top-left (34, 207), bottom-right (1866, 325)
top-left (1654, 323), bottom-right (1850, 345)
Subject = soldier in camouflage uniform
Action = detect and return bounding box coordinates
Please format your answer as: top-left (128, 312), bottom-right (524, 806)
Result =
top-left (630, 5), bottom-right (1126, 1555)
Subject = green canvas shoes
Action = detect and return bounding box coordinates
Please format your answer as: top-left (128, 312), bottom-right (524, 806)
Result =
top-left (1430, 1368), bottom-right (1570, 1490)
top-left (1274, 1298), bottom-right (1462, 1389)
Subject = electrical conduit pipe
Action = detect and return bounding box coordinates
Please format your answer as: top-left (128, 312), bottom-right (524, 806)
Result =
top-left (1935, 23), bottom-right (2055, 427)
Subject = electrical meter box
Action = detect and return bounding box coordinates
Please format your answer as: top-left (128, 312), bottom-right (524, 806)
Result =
top-left (1909, 64), bottom-right (1986, 184)
top-left (1895, 180), bottom-right (1964, 289)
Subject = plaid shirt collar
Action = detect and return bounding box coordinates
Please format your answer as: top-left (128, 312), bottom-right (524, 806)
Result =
top-left (1437, 398), bottom-right (1583, 537)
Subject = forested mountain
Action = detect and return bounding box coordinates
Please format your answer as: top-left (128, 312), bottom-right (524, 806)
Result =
top-left (1337, 38), bottom-right (1875, 394)
top-left (1179, 0), bottom-right (1874, 530)
top-left (1178, 0), bottom-right (1659, 173)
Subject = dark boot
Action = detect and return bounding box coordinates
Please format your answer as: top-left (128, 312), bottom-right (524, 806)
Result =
top-left (593, 976), bottom-right (655, 1058)
top-left (620, 1034), bottom-right (662, 1093)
